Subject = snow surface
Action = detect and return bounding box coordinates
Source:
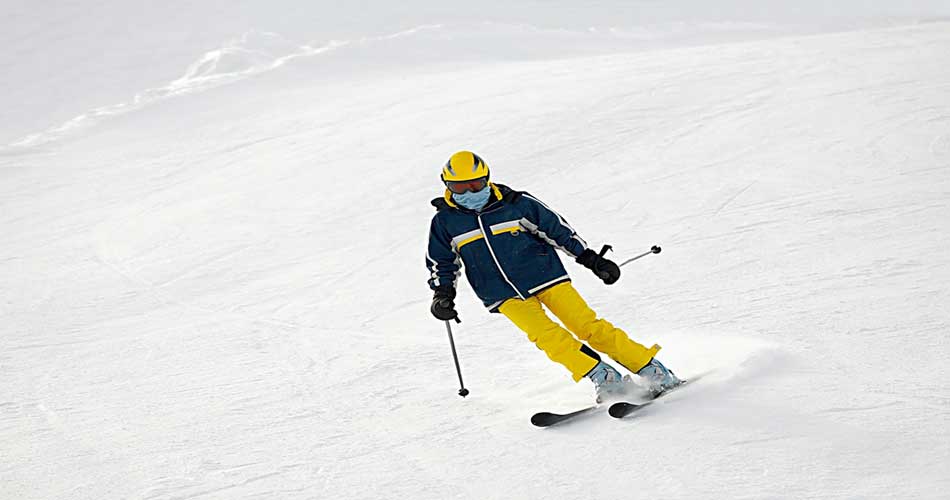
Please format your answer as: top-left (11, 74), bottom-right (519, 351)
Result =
top-left (2, 2), bottom-right (950, 499)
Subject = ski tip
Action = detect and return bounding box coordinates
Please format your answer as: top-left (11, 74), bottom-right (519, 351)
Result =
top-left (531, 406), bottom-right (599, 427)
top-left (530, 412), bottom-right (556, 427)
top-left (607, 402), bottom-right (639, 418)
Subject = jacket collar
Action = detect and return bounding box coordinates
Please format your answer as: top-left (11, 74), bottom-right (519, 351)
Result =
top-left (434, 182), bottom-right (512, 214)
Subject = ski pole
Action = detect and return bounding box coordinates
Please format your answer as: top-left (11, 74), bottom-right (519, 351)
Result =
top-left (444, 320), bottom-right (470, 398)
top-left (618, 245), bottom-right (662, 268)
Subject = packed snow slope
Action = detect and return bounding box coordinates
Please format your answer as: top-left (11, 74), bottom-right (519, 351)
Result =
top-left (2, 3), bottom-right (950, 500)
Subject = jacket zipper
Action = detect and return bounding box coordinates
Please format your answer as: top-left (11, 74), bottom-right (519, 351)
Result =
top-left (477, 214), bottom-right (525, 300)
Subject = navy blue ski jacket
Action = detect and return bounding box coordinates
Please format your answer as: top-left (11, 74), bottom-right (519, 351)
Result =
top-left (426, 183), bottom-right (589, 311)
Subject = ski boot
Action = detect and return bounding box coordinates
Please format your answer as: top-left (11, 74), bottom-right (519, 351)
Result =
top-left (636, 358), bottom-right (682, 397)
top-left (587, 361), bottom-right (632, 403)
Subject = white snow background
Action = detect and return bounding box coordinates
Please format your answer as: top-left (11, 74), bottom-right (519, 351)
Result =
top-left (2, 1), bottom-right (949, 499)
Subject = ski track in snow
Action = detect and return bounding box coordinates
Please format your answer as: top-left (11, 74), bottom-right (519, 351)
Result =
top-left (0, 20), bottom-right (802, 154)
top-left (2, 18), bottom-right (950, 500)
top-left (0, 25), bottom-right (445, 152)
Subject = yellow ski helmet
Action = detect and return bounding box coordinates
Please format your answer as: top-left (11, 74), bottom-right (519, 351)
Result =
top-left (442, 151), bottom-right (489, 182)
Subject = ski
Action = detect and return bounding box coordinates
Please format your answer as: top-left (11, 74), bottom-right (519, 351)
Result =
top-left (534, 373), bottom-right (710, 426)
top-left (607, 400), bottom-right (651, 418)
top-left (607, 374), bottom-right (704, 420)
top-left (530, 405), bottom-right (599, 427)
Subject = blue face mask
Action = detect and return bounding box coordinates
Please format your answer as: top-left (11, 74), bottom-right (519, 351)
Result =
top-left (452, 186), bottom-right (492, 211)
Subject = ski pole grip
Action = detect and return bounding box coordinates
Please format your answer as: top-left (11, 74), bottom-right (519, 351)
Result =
top-left (595, 244), bottom-right (613, 280)
top-left (651, 245), bottom-right (661, 254)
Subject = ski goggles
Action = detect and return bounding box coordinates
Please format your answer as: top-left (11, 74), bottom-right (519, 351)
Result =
top-left (445, 177), bottom-right (489, 194)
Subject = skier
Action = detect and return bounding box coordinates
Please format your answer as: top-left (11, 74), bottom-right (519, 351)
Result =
top-left (425, 151), bottom-right (681, 402)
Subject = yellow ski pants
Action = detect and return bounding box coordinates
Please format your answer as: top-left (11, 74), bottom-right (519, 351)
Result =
top-left (498, 282), bottom-right (660, 381)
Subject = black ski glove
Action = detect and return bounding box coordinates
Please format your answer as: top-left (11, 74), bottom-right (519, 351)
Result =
top-left (576, 248), bottom-right (621, 285)
top-left (430, 285), bottom-right (460, 322)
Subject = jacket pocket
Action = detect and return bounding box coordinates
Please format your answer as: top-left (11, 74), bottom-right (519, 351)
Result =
top-left (464, 263), bottom-right (483, 290)
top-left (510, 236), bottom-right (553, 275)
